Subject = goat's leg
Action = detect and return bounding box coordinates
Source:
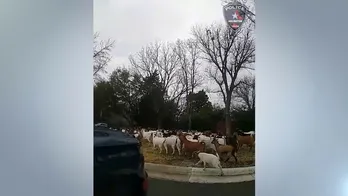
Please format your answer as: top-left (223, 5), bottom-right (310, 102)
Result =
top-left (171, 145), bottom-right (175, 155)
top-left (203, 161), bottom-right (206, 171)
top-left (233, 152), bottom-right (238, 163)
top-left (195, 160), bottom-right (202, 166)
top-left (159, 146), bottom-right (163, 154)
top-left (224, 156), bottom-right (231, 163)
top-left (164, 145), bottom-right (168, 154)
top-left (192, 151), bottom-right (198, 158)
top-left (219, 164), bottom-right (224, 176)
top-left (222, 152), bottom-right (229, 162)
top-left (190, 152), bottom-right (194, 159)
top-left (217, 152), bottom-right (224, 161)
top-left (177, 145), bottom-right (181, 156)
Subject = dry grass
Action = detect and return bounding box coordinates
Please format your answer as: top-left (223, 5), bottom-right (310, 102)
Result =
top-left (141, 140), bottom-right (255, 168)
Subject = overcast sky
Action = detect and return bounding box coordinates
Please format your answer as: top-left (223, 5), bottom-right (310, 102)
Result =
top-left (94, 0), bottom-right (226, 68)
top-left (93, 0), bottom-right (254, 104)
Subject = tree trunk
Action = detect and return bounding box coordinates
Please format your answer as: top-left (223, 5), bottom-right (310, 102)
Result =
top-left (157, 117), bottom-right (162, 130)
top-left (188, 113), bottom-right (192, 131)
top-left (225, 96), bottom-right (232, 137)
top-left (224, 107), bottom-right (231, 137)
top-left (188, 101), bottom-right (192, 131)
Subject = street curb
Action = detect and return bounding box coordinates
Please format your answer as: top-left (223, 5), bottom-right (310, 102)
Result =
top-left (145, 163), bottom-right (255, 183)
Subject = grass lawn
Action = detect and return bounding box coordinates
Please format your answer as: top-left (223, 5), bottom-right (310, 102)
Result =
top-left (141, 140), bottom-right (255, 168)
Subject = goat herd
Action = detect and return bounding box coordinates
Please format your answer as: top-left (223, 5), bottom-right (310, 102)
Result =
top-left (124, 128), bottom-right (255, 175)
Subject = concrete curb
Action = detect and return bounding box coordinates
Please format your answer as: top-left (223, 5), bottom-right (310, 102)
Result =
top-left (145, 163), bottom-right (255, 183)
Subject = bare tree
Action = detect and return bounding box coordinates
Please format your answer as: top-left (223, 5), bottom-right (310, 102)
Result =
top-left (129, 41), bottom-right (185, 128)
top-left (93, 32), bottom-right (115, 81)
top-left (191, 23), bottom-right (255, 136)
top-left (243, 0), bottom-right (255, 24)
top-left (233, 75), bottom-right (255, 111)
top-left (174, 38), bottom-right (201, 131)
top-left (129, 41), bottom-right (184, 102)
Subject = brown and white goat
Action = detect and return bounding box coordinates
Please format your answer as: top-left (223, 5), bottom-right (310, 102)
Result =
top-left (211, 137), bottom-right (238, 163)
top-left (178, 133), bottom-right (205, 158)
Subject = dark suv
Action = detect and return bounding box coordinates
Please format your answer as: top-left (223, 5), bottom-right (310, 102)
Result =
top-left (94, 126), bottom-right (148, 196)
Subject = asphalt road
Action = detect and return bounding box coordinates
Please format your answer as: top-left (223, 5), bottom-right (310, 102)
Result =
top-left (148, 178), bottom-right (255, 196)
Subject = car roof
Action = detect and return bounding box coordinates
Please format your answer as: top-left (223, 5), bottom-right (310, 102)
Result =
top-left (94, 128), bottom-right (138, 147)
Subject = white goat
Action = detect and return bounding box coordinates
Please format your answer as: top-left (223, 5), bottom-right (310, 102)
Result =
top-left (155, 131), bottom-right (163, 138)
top-left (198, 135), bottom-right (216, 152)
top-left (142, 130), bottom-right (157, 143)
top-left (216, 137), bottom-right (226, 145)
top-left (150, 133), bottom-right (166, 154)
top-left (163, 135), bottom-right (181, 155)
top-left (195, 152), bottom-right (223, 176)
